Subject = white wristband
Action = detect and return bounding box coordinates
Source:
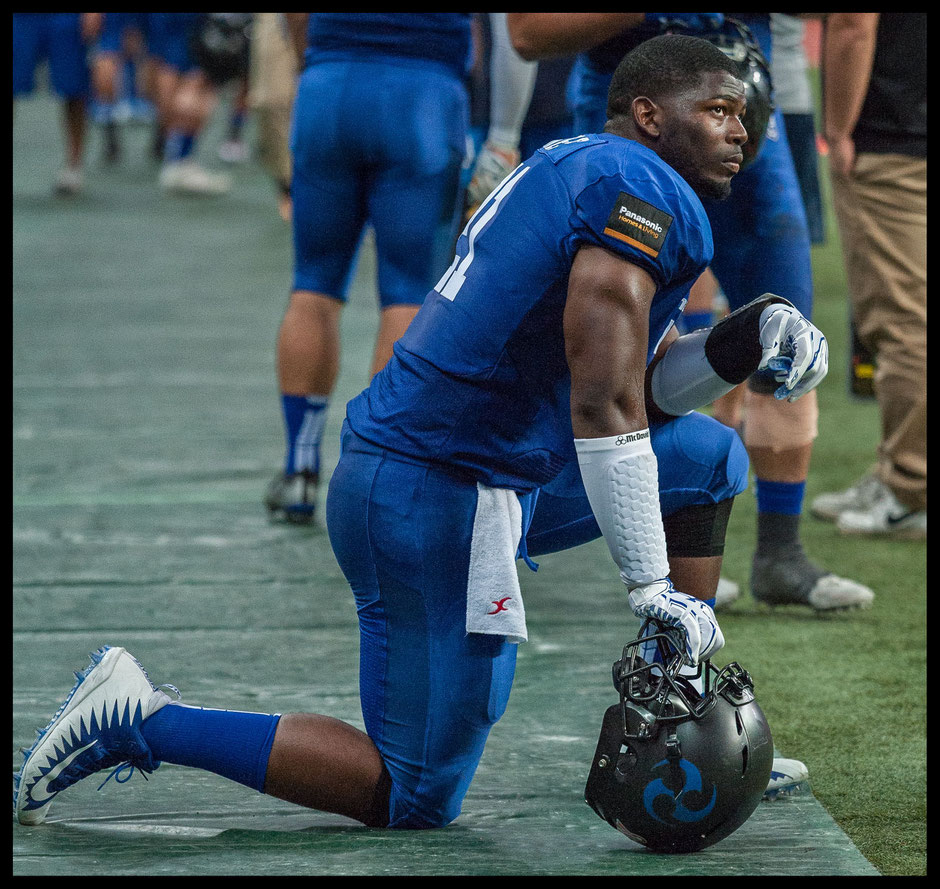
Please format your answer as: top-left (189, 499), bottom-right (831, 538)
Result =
top-left (574, 430), bottom-right (670, 589)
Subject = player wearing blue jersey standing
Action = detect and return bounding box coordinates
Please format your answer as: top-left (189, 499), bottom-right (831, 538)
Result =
top-left (265, 13), bottom-right (473, 524)
top-left (15, 35), bottom-right (827, 831)
top-left (89, 13), bottom-right (161, 165)
top-left (149, 13), bottom-right (233, 196)
top-left (12, 13), bottom-right (98, 195)
top-left (508, 13), bottom-right (872, 620)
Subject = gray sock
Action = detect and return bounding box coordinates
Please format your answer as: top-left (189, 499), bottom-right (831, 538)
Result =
top-left (751, 513), bottom-right (826, 603)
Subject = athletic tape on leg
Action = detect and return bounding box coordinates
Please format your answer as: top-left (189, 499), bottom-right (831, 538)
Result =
top-left (743, 388), bottom-right (819, 449)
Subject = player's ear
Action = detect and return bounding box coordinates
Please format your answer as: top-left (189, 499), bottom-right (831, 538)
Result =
top-left (631, 96), bottom-right (661, 138)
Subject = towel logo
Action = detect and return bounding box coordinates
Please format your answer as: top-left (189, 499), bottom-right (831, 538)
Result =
top-left (488, 597), bottom-right (512, 615)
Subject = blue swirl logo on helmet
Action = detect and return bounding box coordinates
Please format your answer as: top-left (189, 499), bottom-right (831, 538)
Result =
top-left (643, 758), bottom-right (717, 824)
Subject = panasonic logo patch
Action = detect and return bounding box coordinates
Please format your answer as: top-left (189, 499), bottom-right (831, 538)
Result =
top-left (619, 207), bottom-right (663, 233)
top-left (604, 191), bottom-right (674, 258)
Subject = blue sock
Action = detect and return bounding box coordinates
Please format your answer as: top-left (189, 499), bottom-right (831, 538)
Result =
top-left (281, 394), bottom-right (329, 476)
top-left (164, 130), bottom-right (195, 163)
top-left (142, 703), bottom-right (281, 793)
top-left (228, 110), bottom-right (246, 140)
top-left (678, 310), bottom-right (713, 334)
top-left (92, 100), bottom-right (114, 125)
top-left (123, 59), bottom-right (137, 100)
top-left (755, 479), bottom-right (806, 516)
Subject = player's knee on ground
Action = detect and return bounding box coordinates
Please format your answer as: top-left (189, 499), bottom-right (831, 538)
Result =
top-left (381, 640), bottom-right (513, 830)
top-left (382, 729), bottom-right (500, 830)
top-left (386, 782), bottom-right (464, 830)
top-left (363, 744), bottom-right (523, 832)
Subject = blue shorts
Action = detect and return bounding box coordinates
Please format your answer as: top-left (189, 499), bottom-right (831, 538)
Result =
top-left (291, 59), bottom-right (468, 306)
top-left (12, 13), bottom-right (89, 99)
top-left (325, 411), bottom-right (747, 828)
top-left (97, 13), bottom-right (150, 56)
top-left (571, 59), bottom-right (813, 319)
top-left (146, 13), bottom-right (200, 74)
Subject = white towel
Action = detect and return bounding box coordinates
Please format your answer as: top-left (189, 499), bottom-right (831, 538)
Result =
top-left (465, 482), bottom-right (528, 644)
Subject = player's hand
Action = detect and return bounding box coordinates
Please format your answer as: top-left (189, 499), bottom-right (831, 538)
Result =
top-left (464, 142), bottom-right (520, 222)
top-left (757, 300), bottom-right (829, 402)
top-left (644, 13), bottom-right (725, 32)
top-left (627, 579), bottom-right (724, 666)
top-left (826, 134), bottom-right (856, 179)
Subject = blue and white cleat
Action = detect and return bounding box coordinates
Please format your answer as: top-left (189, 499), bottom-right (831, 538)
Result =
top-left (13, 646), bottom-right (173, 825)
top-left (763, 757), bottom-right (810, 800)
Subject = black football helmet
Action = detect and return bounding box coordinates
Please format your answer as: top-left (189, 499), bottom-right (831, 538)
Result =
top-left (661, 17), bottom-right (776, 168)
top-left (584, 619), bottom-right (773, 853)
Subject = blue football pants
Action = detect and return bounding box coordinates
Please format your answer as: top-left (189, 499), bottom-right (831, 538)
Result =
top-left (326, 412), bottom-right (747, 828)
top-left (291, 59), bottom-right (468, 306)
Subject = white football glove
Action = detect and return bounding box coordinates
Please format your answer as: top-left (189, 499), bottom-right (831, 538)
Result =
top-left (757, 301), bottom-right (829, 402)
top-left (465, 142), bottom-right (520, 214)
top-left (627, 579), bottom-right (725, 666)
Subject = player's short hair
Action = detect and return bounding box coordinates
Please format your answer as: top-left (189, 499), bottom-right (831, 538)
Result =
top-left (607, 34), bottom-right (741, 119)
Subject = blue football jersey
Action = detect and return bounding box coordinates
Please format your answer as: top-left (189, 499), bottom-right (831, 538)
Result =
top-left (345, 134), bottom-right (713, 491)
top-left (305, 13), bottom-right (472, 78)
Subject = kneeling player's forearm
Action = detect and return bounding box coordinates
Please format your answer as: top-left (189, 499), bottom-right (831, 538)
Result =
top-left (648, 295), bottom-right (792, 419)
top-left (574, 430), bottom-right (670, 590)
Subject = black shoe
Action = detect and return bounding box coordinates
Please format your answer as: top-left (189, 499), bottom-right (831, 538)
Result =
top-left (264, 470), bottom-right (319, 524)
top-left (103, 121), bottom-right (122, 165)
top-left (151, 126), bottom-right (166, 163)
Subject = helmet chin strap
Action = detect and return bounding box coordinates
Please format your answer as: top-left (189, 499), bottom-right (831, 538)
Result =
top-left (663, 730), bottom-right (682, 763)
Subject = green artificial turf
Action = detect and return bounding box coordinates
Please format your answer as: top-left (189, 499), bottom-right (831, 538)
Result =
top-left (714, 162), bottom-right (927, 876)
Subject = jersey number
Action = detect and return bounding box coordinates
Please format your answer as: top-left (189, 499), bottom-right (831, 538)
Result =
top-left (434, 164), bottom-right (530, 301)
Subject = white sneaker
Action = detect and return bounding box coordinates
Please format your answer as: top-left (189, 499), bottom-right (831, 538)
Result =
top-left (14, 646), bottom-right (173, 825)
top-left (713, 577), bottom-right (740, 610)
top-left (805, 573), bottom-right (875, 610)
top-left (752, 554), bottom-right (875, 611)
top-left (837, 486), bottom-right (926, 540)
top-left (160, 160), bottom-right (232, 196)
top-left (811, 472), bottom-right (886, 522)
top-left (217, 139), bottom-right (250, 164)
top-left (53, 166), bottom-right (83, 196)
top-left (764, 757), bottom-right (809, 800)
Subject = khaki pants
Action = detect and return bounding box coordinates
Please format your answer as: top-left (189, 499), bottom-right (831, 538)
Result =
top-left (249, 13), bottom-right (298, 189)
top-left (830, 153), bottom-right (927, 511)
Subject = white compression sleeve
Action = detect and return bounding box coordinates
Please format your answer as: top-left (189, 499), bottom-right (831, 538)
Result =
top-left (574, 430), bottom-right (670, 589)
top-left (649, 328), bottom-right (737, 417)
top-left (486, 12), bottom-right (537, 150)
